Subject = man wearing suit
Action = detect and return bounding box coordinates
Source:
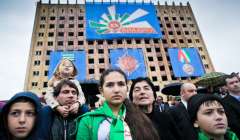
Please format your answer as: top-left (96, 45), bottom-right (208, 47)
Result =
top-left (223, 73), bottom-right (240, 138)
top-left (156, 95), bottom-right (170, 112)
top-left (168, 83), bottom-right (198, 140)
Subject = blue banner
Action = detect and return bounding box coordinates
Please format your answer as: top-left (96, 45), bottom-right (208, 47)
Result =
top-left (48, 51), bottom-right (86, 81)
top-left (168, 48), bottom-right (205, 77)
top-left (85, 3), bottom-right (162, 40)
top-left (110, 48), bottom-right (146, 79)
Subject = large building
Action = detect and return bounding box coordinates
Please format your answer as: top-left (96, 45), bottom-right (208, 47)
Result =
top-left (24, 0), bottom-right (214, 100)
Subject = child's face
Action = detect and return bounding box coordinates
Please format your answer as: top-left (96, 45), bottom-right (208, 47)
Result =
top-left (195, 101), bottom-right (227, 137)
top-left (7, 102), bottom-right (36, 139)
top-left (59, 59), bottom-right (74, 75)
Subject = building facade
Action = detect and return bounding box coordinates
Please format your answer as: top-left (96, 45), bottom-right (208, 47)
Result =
top-left (24, 1), bottom-right (214, 98)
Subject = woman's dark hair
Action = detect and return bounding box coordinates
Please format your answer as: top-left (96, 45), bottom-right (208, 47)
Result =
top-left (99, 68), bottom-right (127, 88)
top-left (2, 97), bottom-right (37, 140)
top-left (53, 79), bottom-right (79, 97)
top-left (99, 69), bottom-right (160, 140)
top-left (129, 77), bottom-right (157, 101)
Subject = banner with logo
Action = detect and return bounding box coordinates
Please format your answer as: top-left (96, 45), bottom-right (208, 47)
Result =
top-left (110, 48), bottom-right (146, 79)
top-left (48, 51), bottom-right (86, 81)
top-left (168, 48), bottom-right (205, 77)
top-left (85, 3), bottom-right (162, 40)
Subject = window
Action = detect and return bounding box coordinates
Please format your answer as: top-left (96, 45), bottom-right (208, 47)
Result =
top-left (45, 60), bottom-right (49, 65)
top-left (40, 16), bottom-right (46, 21)
top-left (78, 16), bottom-right (83, 20)
top-left (195, 39), bottom-right (200, 43)
top-left (38, 33), bottom-right (44, 37)
top-left (48, 32), bottom-right (54, 37)
top-left (146, 48), bottom-right (152, 52)
top-left (50, 16), bottom-right (55, 20)
top-left (187, 17), bottom-right (192, 21)
top-left (172, 17), bottom-right (176, 20)
top-left (58, 32), bottom-right (64, 36)
top-left (174, 24), bottom-right (179, 28)
top-left (117, 40), bottom-right (122, 44)
top-left (168, 31), bottom-right (173, 35)
top-left (32, 82), bottom-right (38, 87)
top-left (59, 16), bottom-right (65, 20)
top-left (155, 48), bottom-right (160, 52)
top-left (69, 16), bottom-right (74, 20)
top-left (78, 32), bottom-right (83, 36)
top-left (58, 41), bottom-right (63, 46)
top-left (177, 31), bottom-right (181, 35)
top-left (164, 17), bottom-right (169, 21)
top-left (166, 23), bottom-right (171, 28)
top-left (171, 39), bottom-right (176, 43)
top-left (78, 24), bottom-right (83, 28)
top-left (78, 41), bottom-right (84, 45)
top-left (49, 24), bottom-right (55, 29)
top-left (88, 41), bottom-right (94, 45)
top-left (153, 39), bottom-right (159, 44)
top-left (135, 39), bottom-right (141, 44)
top-left (98, 49), bottom-right (104, 54)
top-left (37, 41), bottom-right (43, 46)
top-left (100, 68), bottom-right (105, 73)
top-left (44, 71), bottom-right (48, 76)
top-left (150, 66), bottom-right (156, 71)
top-left (99, 58), bottom-right (104, 63)
top-left (89, 69), bottom-right (94, 74)
top-left (192, 31), bottom-right (197, 35)
top-left (69, 24), bottom-right (74, 28)
top-left (33, 71), bottom-right (39, 76)
top-left (152, 76), bottom-right (157, 81)
top-left (182, 24), bottom-right (187, 28)
top-left (180, 17), bottom-right (184, 21)
top-left (68, 32), bottom-right (74, 36)
top-left (88, 49), bottom-right (94, 54)
top-left (187, 39), bottom-right (192, 43)
top-left (88, 58), bottom-right (94, 64)
top-left (68, 41), bottom-right (74, 45)
top-left (107, 40), bottom-right (113, 44)
top-left (97, 40), bottom-right (104, 45)
top-left (148, 57), bottom-right (153, 61)
top-left (35, 51), bottom-right (42, 55)
top-left (204, 64), bottom-right (209, 69)
top-left (43, 82), bottom-right (48, 88)
top-left (160, 66), bottom-right (165, 71)
top-left (162, 76), bottom-right (168, 81)
top-left (46, 50), bottom-right (51, 55)
top-left (144, 39), bottom-right (150, 44)
top-left (179, 39), bottom-right (184, 43)
top-left (157, 56), bottom-right (163, 61)
top-left (34, 60), bottom-right (40, 66)
top-left (40, 24), bottom-right (45, 28)
top-left (48, 41), bottom-right (53, 46)
top-left (59, 24), bottom-right (64, 28)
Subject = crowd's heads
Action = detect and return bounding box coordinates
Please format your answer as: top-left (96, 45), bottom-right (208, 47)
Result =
top-left (188, 94), bottom-right (228, 136)
top-left (180, 83), bottom-right (197, 101)
top-left (98, 68), bottom-right (128, 106)
top-left (129, 77), bottom-right (157, 106)
top-left (53, 58), bottom-right (78, 78)
top-left (224, 73), bottom-right (240, 94)
top-left (53, 79), bottom-right (79, 106)
top-left (1, 92), bottom-right (41, 139)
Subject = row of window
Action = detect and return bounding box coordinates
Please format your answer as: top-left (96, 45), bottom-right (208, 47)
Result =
top-left (39, 23), bottom-right (84, 29)
top-left (40, 16), bottom-right (83, 21)
top-left (38, 32), bottom-right (84, 37)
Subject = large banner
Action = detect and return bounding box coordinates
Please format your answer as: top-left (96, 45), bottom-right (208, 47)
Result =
top-left (48, 51), bottom-right (86, 81)
top-left (110, 48), bottom-right (146, 79)
top-left (86, 3), bottom-right (162, 40)
top-left (168, 48), bottom-right (205, 77)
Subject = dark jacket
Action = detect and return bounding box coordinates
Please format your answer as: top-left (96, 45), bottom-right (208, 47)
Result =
top-left (0, 92), bottom-right (43, 140)
top-left (222, 94), bottom-right (240, 138)
top-left (167, 102), bottom-right (198, 140)
top-left (146, 105), bottom-right (182, 140)
top-left (40, 104), bottom-right (89, 140)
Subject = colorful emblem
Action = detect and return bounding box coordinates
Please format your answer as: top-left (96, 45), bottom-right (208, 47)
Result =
top-left (178, 49), bottom-right (194, 75)
top-left (117, 53), bottom-right (139, 75)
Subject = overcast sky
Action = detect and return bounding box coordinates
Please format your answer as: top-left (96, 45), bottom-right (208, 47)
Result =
top-left (0, 0), bottom-right (239, 100)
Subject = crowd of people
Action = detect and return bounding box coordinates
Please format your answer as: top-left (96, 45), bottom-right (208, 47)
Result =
top-left (0, 58), bottom-right (239, 140)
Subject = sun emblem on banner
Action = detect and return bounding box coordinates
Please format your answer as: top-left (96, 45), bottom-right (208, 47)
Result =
top-left (89, 5), bottom-right (156, 34)
top-left (117, 54), bottom-right (139, 76)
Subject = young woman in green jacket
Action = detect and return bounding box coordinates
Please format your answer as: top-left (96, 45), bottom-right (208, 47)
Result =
top-left (76, 69), bottom-right (159, 140)
top-left (187, 94), bottom-right (239, 140)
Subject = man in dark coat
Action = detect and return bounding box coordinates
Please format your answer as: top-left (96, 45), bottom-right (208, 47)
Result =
top-left (167, 83), bottom-right (198, 140)
top-left (40, 80), bottom-right (88, 140)
top-left (222, 73), bottom-right (240, 138)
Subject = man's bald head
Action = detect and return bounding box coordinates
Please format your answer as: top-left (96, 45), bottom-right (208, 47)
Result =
top-left (180, 83), bottom-right (197, 102)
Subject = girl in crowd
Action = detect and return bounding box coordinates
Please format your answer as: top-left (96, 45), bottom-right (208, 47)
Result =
top-left (76, 69), bottom-right (159, 140)
top-left (45, 58), bottom-right (86, 117)
top-left (188, 94), bottom-right (239, 140)
top-left (0, 92), bottom-right (43, 140)
top-left (129, 77), bottom-right (182, 140)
